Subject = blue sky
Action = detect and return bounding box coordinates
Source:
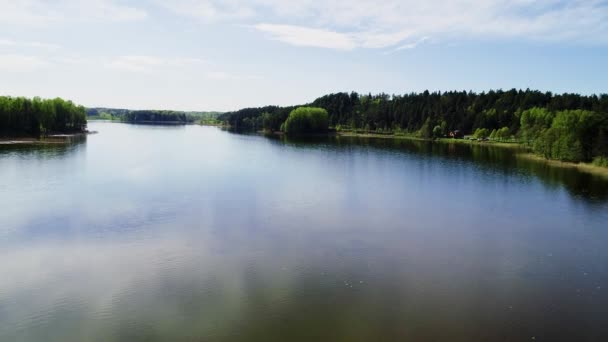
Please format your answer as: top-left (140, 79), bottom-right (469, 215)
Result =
top-left (0, 0), bottom-right (607, 111)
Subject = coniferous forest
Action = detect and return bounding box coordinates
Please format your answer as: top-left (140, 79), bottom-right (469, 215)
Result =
top-left (0, 96), bottom-right (87, 137)
top-left (219, 89), bottom-right (608, 164)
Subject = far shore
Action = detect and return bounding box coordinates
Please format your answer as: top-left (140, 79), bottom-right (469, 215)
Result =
top-left (339, 131), bottom-right (608, 178)
top-left (284, 130), bottom-right (607, 178)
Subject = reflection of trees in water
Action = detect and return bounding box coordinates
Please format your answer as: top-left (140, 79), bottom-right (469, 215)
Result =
top-left (273, 134), bottom-right (608, 203)
top-left (0, 136), bottom-right (86, 159)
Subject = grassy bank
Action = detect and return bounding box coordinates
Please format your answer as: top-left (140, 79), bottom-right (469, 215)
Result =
top-left (337, 131), bottom-right (427, 141)
top-left (337, 130), bottom-right (523, 148)
top-left (517, 153), bottom-right (608, 179)
top-left (334, 130), bottom-right (608, 178)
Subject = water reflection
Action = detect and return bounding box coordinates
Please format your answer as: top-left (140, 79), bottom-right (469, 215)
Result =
top-left (1, 123), bottom-right (608, 341)
top-left (0, 135), bottom-right (86, 158)
top-left (275, 134), bottom-right (608, 202)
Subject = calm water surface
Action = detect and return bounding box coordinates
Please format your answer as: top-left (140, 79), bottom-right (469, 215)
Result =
top-left (1, 122), bottom-right (608, 341)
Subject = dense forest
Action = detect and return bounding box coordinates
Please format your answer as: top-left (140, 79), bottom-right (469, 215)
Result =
top-left (219, 89), bottom-right (608, 164)
top-left (0, 96), bottom-right (87, 137)
top-left (87, 108), bottom-right (221, 124)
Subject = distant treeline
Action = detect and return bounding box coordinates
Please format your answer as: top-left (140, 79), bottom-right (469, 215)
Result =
top-left (0, 96), bottom-right (87, 137)
top-left (87, 108), bottom-right (221, 124)
top-left (219, 89), bottom-right (608, 164)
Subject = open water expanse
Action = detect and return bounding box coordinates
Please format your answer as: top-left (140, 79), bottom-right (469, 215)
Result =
top-left (1, 121), bottom-right (608, 341)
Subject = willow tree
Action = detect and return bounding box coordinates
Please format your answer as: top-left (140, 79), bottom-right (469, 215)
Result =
top-left (283, 107), bottom-right (329, 134)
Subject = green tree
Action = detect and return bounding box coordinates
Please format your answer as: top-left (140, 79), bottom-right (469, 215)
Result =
top-left (283, 107), bottom-right (329, 134)
top-left (417, 117), bottom-right (433, 138)
top-left (496, 127), bottom-right (510, 140)
top-left (0, 96), bottom-right (86, 137)
top-left (432, 125), bottom-right (443, 139)
top-left (473, 128), bottom-right (490, 139)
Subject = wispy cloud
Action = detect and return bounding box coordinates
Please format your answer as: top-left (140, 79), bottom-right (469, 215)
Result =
top-left (0, 39), bottom-right (61, 50)
top-left (106, 55), bottom-right (208, 72)
top-left (394, 37), bottom-right (429, 51)
top-left (105, 55), bottom-right (253, 81)
top-left (0, 0), bottom-right (147, 26)
top-left (254, 24), bottom-right (357, 50)
top-left (163, 0), bottom-right (608, 49)
top-left (156, 0), bottom-right (254, 21)
top-left (206, 71), bottom-right (261, 81)
top-left (254, 24), bottom-right (414, 50)
top-left (0, 54), bottom-right (50, 72)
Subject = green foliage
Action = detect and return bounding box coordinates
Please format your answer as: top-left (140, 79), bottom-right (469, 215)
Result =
top-left (88, 112), bottom-right (118, 121)
top-left (218, 89), bottom-right (608, 163)
top-left (489, 127), bottom-right (511, 141)
top-left (417, 117), bottom-right (433, 138)
top-left (440, 120), bottom-right (448, 136)
top-left (221, 89), bottom-right (607, 136)
top-left (219, 105), bottom-right (294, 132)
top-left (123, 111), bottom-right (188, 123)
top-left (473, 128), bottom-right (490, 139)
top-left (87, 108), bottom-right (222, 124)
top-left (533, 127), bottom-right (583, 162)
top-left (496, 127), bottom-right (511, 140)
top-left (0, 96), bottom-right (87, 137)
top-left (283, 107), bottom-right (329, 134)
top-left (520, 107), bottom-right (554, 143)
top-left (262, 112), bottom-right (272, 131)
top-left (593, 157), bottom-right (608, 168)
top-left (432, 125), bottom-right (443, 139)
top-left (531, 110), bottom-right (605, 162)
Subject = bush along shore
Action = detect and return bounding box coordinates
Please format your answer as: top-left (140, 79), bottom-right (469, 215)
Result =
top-left (218, 90), bottom-right (608, 170)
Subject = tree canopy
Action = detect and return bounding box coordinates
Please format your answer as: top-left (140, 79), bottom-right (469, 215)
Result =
top-left (87, 108), bottom-right (221, 124)
top-left (0, 96), bottom-right (87, 137)
top-left (283, 107), bottom-right (329, 134)
top-left (219, 89), bottom-right (608, 163)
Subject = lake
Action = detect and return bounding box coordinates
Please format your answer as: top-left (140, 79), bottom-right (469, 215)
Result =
top-left (1, 121), bottom-right (608, 341)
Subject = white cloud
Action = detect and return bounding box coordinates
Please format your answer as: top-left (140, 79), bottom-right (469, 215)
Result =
top-left (0, 54), bottom-right (50, 72)
top-left (0, 38), bottom-right (61, 50)
top-left (106, 55), bottom-right (208, 72)
top-left (84, 0), bottom-right (148, 21)
top-left (254, 24), bottom-right (416, 50)
top-left (3, 1), bottom-right (604, 49)
top-left (162, 0), bottom-right (608, 49)
top-left (105, 55), bottom-right (252, 81)
top-left (206, 71), bottom-right (261, 81)
top-left (0, 0), bottom-right (147, 26)
top-left (394, 37), bottom-right (430, 51)
top-left (254, 24), bottom-right (357, 50)
top-left (156, 0), bottom-right (254, 21)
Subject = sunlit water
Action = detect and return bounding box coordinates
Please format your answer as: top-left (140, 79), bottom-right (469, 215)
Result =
top-left (1, 122), bottom-right (608, 341)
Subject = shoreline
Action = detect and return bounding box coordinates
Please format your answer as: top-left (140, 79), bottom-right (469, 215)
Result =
top-left (336, 131), bottom-right (608, 178)
top-left (517, 153), bottom-right (608, 179)
top-left (336, 132), bottom-right (608, 178)
top-left (336, 131), bottom-right (525, 149)
top-left (210, 128), bottom-right (608, 178)
top-left (0, 131), bottom-right (94, 145)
